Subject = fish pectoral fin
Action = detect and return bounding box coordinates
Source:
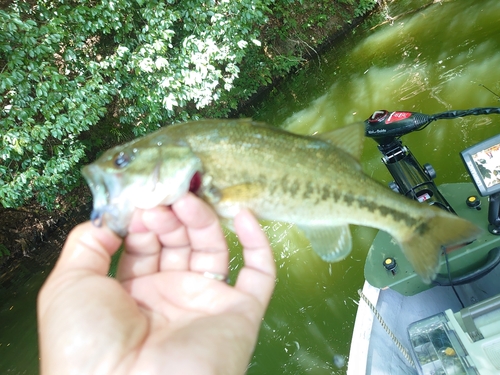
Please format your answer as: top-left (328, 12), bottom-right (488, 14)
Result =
top-left (219, 183), bottom-right (265, 203)
top-left (214, 183), bottom-right (266, 218)
top-left (315, 122), bottom-right (365, 161)
top-left (298, 224), bottom-right (352, 262)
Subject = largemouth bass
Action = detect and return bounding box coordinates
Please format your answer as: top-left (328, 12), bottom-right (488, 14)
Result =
top-left (82, 119), bottom-right (481, 283)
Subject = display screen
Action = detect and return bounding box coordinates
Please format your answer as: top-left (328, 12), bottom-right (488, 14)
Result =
top-left (461, 134), bottom-right (500, 196)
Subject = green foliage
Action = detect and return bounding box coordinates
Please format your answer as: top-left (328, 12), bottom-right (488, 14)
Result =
top-left (258, 0), bottom-right (376, 73)
top-left (0, 243), bottom-right (10, 257)
top-left (338, 0), bottom-right (378, 18)
top-left (352, 0), bottom-right (378, 18)
top-left (1, 0), bottom-right (374, 210)
top-left (0, 0), bottom-right (272, 208)
top-left (1, 2), bottom-right (115, 208)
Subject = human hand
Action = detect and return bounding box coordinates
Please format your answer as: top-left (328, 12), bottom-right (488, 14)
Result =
top-left (37, 193), bottom-right (276, 375)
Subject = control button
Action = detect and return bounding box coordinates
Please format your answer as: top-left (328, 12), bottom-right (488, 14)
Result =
top-left (383, 257), bottom-right (397, 275)
top-left (466, 195), bottom-right (481, 209)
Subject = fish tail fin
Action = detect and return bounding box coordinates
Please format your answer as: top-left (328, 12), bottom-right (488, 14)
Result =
top-left (398, 211), bottom-right (482, 284)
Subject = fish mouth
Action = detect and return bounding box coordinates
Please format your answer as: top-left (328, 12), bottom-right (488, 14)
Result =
top-left (81, 164), bottom-right (132, 236)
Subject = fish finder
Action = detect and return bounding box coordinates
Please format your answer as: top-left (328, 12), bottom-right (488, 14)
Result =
top-left (461, 134), bottom-right (500, 234)
top-left (461, 134), bottom-right (500, 197)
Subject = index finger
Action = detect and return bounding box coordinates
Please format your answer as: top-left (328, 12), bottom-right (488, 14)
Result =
top-left (172, 193), bottom-right (229, 276)
top-left (233, 210), bottom-right (276, 308)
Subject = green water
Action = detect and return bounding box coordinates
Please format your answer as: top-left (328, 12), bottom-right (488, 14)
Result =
top-left (245, 1), bottom-right (500, 374)
top-left (0, 267), bottom-right (49, 374)
top-left (1, 1), bottom-right (500, 374)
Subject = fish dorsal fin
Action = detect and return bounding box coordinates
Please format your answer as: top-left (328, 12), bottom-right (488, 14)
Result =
top-left (315, 122), bottom-right (365, 161)
top-left (297, 224), bottom-right (352, 262)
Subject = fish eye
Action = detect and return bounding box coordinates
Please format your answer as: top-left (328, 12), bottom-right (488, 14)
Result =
top-left (114, 152), bottom-right (130, 168)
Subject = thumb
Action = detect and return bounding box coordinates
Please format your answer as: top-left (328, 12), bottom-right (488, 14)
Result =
top-left (50, 221), bottom-right (122, 278)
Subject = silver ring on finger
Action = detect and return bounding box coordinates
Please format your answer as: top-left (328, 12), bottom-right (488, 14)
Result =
top-left (202, 271), bottom-right (228, 282)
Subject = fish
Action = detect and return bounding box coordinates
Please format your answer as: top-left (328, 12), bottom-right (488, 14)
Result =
top-left (82, 119), bottom-right (482, 283)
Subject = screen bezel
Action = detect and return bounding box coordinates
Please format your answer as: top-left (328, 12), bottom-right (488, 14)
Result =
top-left (461, 134), bottom-right (500, 197)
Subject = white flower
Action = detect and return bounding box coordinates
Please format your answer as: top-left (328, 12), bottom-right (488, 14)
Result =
top-left (155, 57), bottom-right (169, 70)
top-left (163, 93), bottom-right (178, 111)
top-left (116, 46), bottom-right (129, 57)
top-left (139, 58), bottom-right (154, 73)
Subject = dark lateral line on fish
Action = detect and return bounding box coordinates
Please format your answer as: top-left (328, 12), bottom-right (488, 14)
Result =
top-left (368, 201), bottom-right (419, 228)
top-left (273, 172), bottom-right (422, 230)
top-left (343, 193), bottom-right (419, 228)
top-left (279, 174), bottom-right (420, 228)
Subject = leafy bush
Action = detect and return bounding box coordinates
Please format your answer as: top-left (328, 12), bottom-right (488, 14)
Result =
top-left (0, 0), bottom-right (272, 208)
top-left (352, 0), bottom-right (378, 18)
top-left (1, 0), bottom-right (376, 210)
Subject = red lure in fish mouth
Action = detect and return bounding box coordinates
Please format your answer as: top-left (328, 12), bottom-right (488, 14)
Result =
top-left (189, 171), bottom-right (202, 193)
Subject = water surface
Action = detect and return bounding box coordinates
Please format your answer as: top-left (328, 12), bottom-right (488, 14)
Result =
top-left (246, 1), bottom-right (500, 374)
